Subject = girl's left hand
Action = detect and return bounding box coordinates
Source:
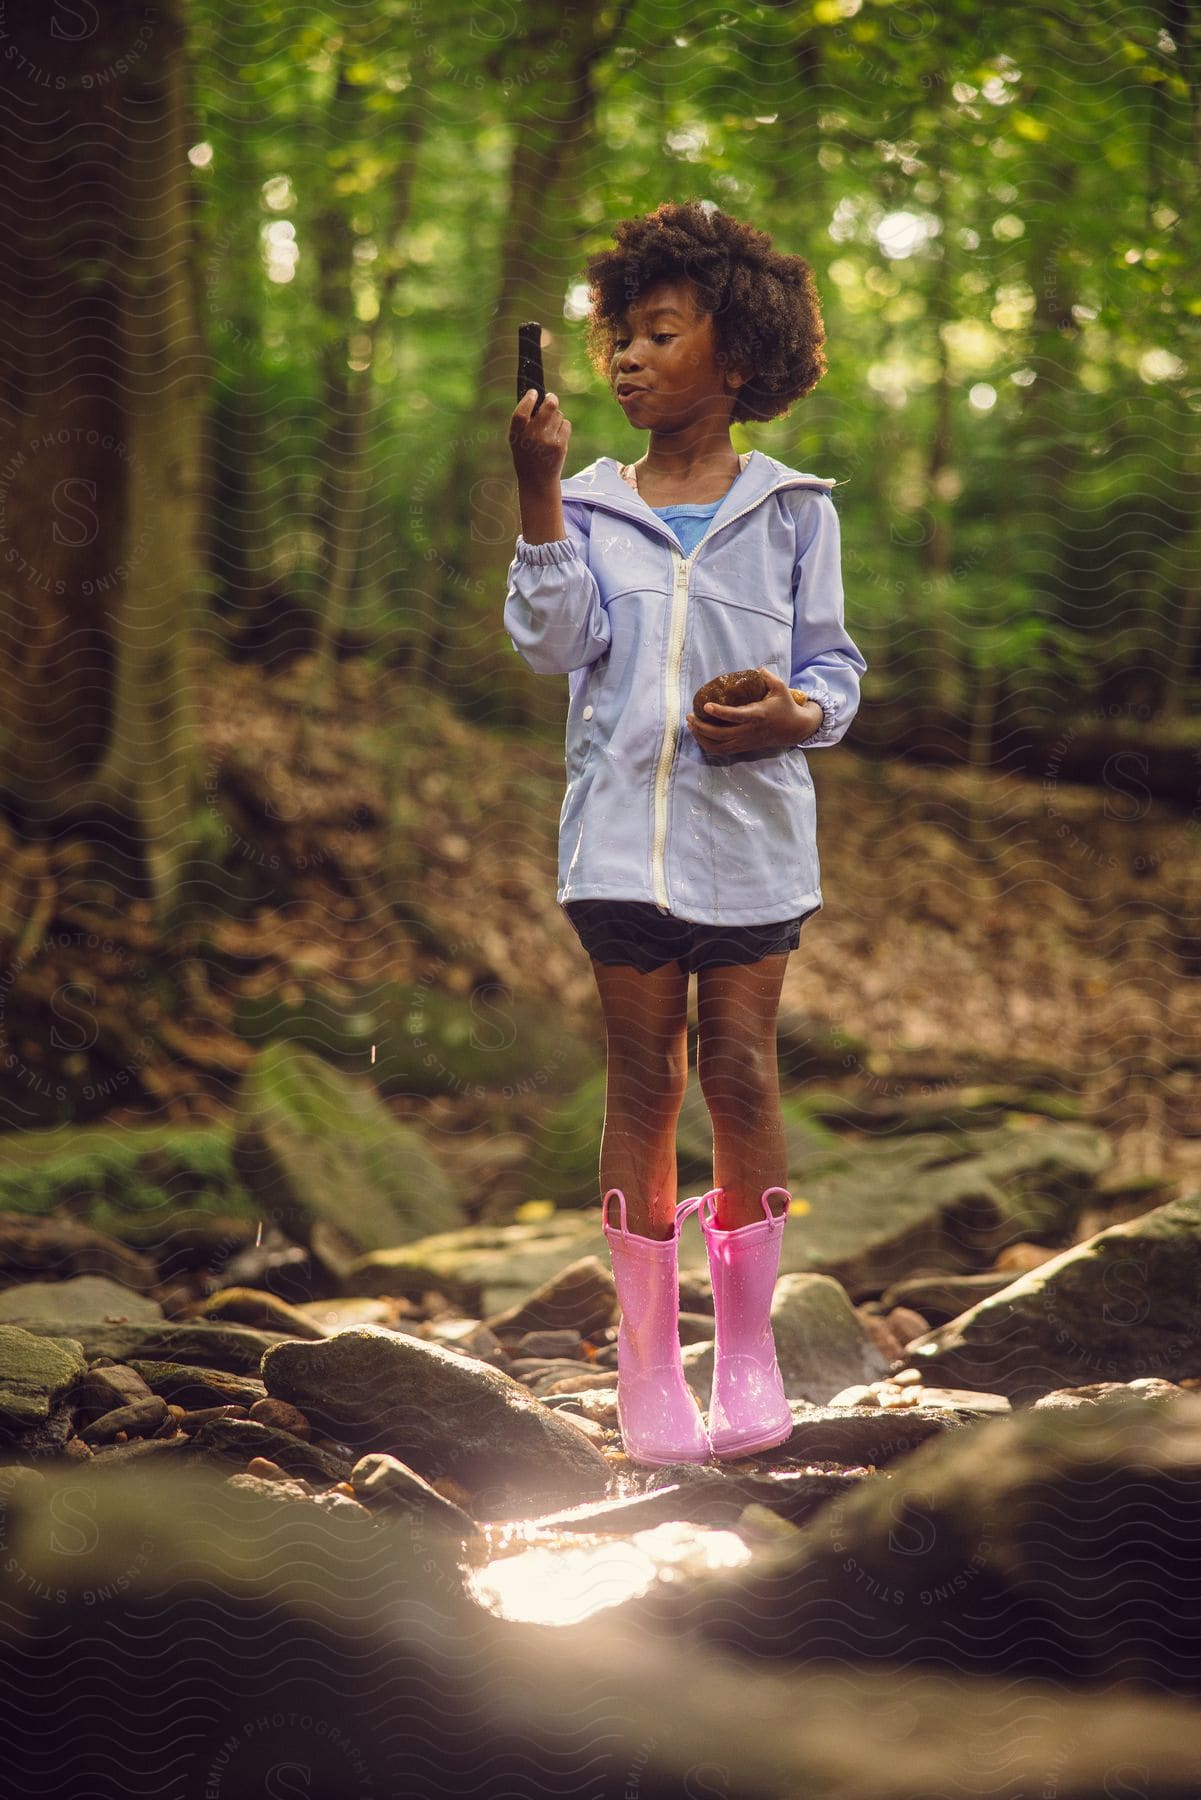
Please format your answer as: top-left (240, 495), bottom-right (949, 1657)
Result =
top-left (687, 667), bottom-right (822, 754)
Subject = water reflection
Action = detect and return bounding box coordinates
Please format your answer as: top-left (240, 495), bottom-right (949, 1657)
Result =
top-left (468, 1519), bottom-right (753, 1627)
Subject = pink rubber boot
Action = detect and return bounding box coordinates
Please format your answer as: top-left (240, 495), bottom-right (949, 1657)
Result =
top-left (698, 1186), bottom-right (794, 1460)
top-left (602, 1189), bottom-right (711, 1466)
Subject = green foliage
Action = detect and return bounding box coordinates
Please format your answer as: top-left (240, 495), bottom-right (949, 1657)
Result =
top-left (187, 0), bottom-right (1201, 723)
top-left (0, 1125), bottom-right (258, 1236)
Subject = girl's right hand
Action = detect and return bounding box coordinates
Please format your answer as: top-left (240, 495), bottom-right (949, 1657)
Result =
top-left (509, 388), bottom-right (571, 489)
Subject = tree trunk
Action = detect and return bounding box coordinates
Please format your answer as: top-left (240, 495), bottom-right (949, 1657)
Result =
top-left (0, 1), bottom-right (209, 925)
top-left (87, 1), bottom-right (208, 928)
top-left (416, 1), bottom-right (630, 694)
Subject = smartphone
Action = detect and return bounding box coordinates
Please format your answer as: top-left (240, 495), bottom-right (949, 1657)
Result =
top-left (517, 321), bottom-right (545, 414)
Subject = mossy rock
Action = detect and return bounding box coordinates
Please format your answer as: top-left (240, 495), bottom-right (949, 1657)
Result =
top-left (234, 978), bottom-right (599, 1100)
top-left (232, 1042), bottom-right (463, 1280)
top-left (0, 1124), bottom-right (261, 1242)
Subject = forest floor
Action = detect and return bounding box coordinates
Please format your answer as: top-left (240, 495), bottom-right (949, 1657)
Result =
top-left (4, 652), bottom-right (1201, 1196)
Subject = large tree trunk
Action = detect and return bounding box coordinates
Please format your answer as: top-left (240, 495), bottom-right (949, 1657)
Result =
top-left (0, 0), bottom-right (208, 928)
top-left (415, 0), bottom-right (631, 701)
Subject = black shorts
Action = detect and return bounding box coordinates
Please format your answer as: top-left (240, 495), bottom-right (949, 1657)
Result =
top-left (562, 899), bottom-right (817, 975)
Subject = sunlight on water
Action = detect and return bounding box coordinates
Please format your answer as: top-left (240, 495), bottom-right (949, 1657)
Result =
top-left (467, 1520), bottom-right (753, 1626)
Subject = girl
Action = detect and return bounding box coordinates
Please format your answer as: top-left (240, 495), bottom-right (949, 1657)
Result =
top-left (504, 200), bottom-right (867, 1467)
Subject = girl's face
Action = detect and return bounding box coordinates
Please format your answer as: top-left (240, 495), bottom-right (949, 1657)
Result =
top-left (610, 279), bottom-right (746, 428)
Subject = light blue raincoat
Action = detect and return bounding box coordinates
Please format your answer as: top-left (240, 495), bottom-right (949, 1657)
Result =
top-left (503, 449), bottom-right (867, 927)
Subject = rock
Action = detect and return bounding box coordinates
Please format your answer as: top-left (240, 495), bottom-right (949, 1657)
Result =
top-left (295, 1296), bottom-right (400, 1330)
top-left (885, 1306), bottom-right (930, 1345)
top-left (893, 1385), bottom-right (1011, 1419)
top-left (770, 1275), bottom-right (893, 1401)
top-left (189, 1416), bottom-right (353, 1484)
top-left (507, 1357), bottom-right (602, 1396)
top-left (0, 1276), bottom-right (164, 1326)
top-left (542, 1372), bottom-right (620, 1397)
top-left (677, 1269), bottom-right (713, 1313)
top-left (993, 1239), bottom-right (1060, 1272)
top-left (189, 1286), bottom-right (329, 1339)
top-left (215, 1232), bottom-right (317, 1306)
top-left (247, 1397), bottom-right (313, 1438)
top-left (526, 1464), bottom-right (865, 1537)
top-left (79, 1397), bottom-right (170, 1444)
top-left (717, 1121), bottom-right (1107, 1298)
top-left (629, 1390), bottom-right (1201, 1695)
top-left (681, 1340), bottom-right (714, 1396)
top-left (510, 1329), bottom-right (586, 1361)
top-left (230, 1469), bottom-right (311, 1501)
top-left (694, 665), bottom-right (771, 722)
top-left (1032, 1378), bottom-right (1183, 1411)
top-left (879, 1268), bottom-right (1020, 1320)
top-left (232, 1042), bottom-right (464, 1281)
top-left (0, 1326), bottom-right (86, 1429)
top-left (426, 1319), bottom-right (505, 1362)
top-left (543, 1390), bottom-right (618, 1427)
top-left (73, 1362), bottom-right (157, 1425)
top-left (87, 1435), bottom-right (191, 1467)
top-left (676, 1312), bottom-right (715, 1345)
top-left (4, 1319), bottom-right (293, 1373)
top-left (349, 1216), bottom-right (607, 1315)
top-left (390, 1119), bottom-right (1107, 1309)
top-left (778, 1398), bottom-right (968, 1467)
top-left (129, 1362), bottom-right (266, 1409)
top-left (261, 1326), bottom-right (612, 1516)
top-left (0, 1212), bottom-right (158, 1293)
top-left (177, 1405), bottom-right (249, 1433)
top-left (5, 1462), bottom-right (1201, 1796)
top-left (244, 1456), bottom-right (293, 1481)
top-left (905, 1193), bottom-right (1201, 1402)
top-left (235, 978), bottom-right (598, 1105)
top-left (484, 1254), bottom-right (617, 1339)
top-left (350, 1453), bottom-right (482, 1541)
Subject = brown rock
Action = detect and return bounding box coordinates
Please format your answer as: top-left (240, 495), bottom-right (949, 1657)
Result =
top-left (693, 667), bottom-right (769, 726)
top-left (74, 1362), bottom-right (157, 1426)
top-left (177, 1405), bottom-right (250, 1433)
top-left (511, 1329), bottom-right (586, 1361)
top-left (248, 1397), bottom-right (313, 1440)
top-left (245, 1456), bottom-right (292, 1481)
top-left (484, 1255), bottom-right (617, 1339)
top-left (856, 1310), bottom-right (906, 1364)
top-left (0, 1213), bottom-right (157, 1293)
top-left (886, 1305), bottom-right (930, 1344)
top-left (191, 1286), bottom-right (329, 1341)
top-left (261, 1325), bottom-right (612, 1516)
top-left (993, 1241), bottom-right (1058, 1273)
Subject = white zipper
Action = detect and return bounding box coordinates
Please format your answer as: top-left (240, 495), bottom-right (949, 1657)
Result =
top-left (646, 483), bottom-right (820, 914)
top-left (651, 545), bottom-right (695, 911)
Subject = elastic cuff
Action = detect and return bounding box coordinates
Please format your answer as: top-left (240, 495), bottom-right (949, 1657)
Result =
top-left (800, 682), bottom-right (841, 746)
top-left (515, 535), bottom-right (579, 566)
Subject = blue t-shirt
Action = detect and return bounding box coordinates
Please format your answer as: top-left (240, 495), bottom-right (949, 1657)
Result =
top-left (649, 499), bottom-right (723, 557)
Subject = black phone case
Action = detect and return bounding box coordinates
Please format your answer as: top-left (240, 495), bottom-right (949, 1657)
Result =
top-left (517, 322), bottom-right (545, 413)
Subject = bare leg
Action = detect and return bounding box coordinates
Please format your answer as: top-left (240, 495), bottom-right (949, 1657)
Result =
top-left (696, 953), bottom-right (790, 1231)
top-left (589, 957), bottom-right (690, 1240)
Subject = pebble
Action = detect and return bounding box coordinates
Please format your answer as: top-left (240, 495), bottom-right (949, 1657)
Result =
top-left (245, 1457), bottom-right (292, 1481)
top-left (177, 1405), bottom-right (250, 1433)
top-left (80, 1397), bottom-right (170, 1444)
top-left (247, 1397), bottom-right (313, 1440)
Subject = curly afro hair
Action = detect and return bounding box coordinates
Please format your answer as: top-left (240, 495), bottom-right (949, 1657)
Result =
top-left (583, 200), bottom-right (827, 425)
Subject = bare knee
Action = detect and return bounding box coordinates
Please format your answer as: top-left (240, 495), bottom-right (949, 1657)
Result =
top-left (698, 1037), bottom-right (777, 1116)
top-left (607, 1037), bottom-right (688, 1106)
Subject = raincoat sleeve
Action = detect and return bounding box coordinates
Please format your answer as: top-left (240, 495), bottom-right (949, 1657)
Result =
top-left (503, 500), bottom-right (612, 676)
top-left (789, 491), bottom-right (867, 750)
